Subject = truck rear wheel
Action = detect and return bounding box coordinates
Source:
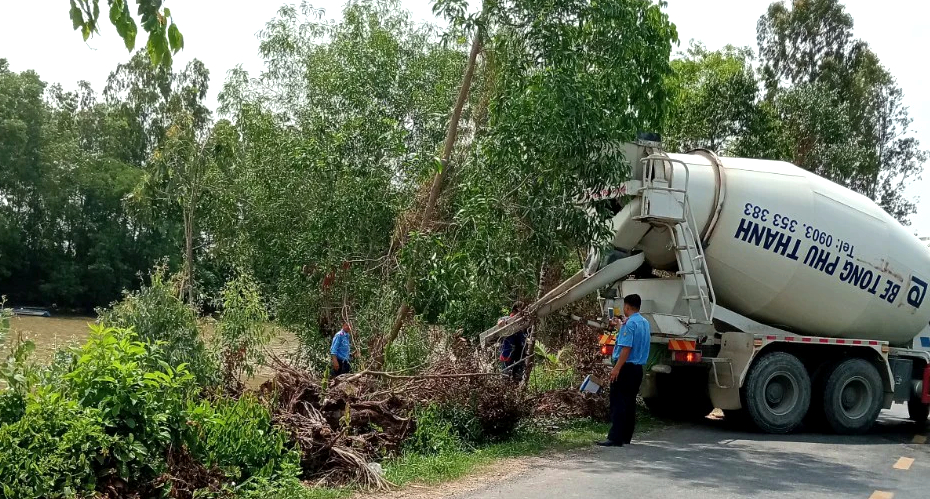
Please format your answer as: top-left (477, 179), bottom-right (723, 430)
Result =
top-left (743, 352), bottom-right (811, 434)
top-left (822, 358), bottom-right (883, 434)
top-left (908, 396), bottom-right (929, 425)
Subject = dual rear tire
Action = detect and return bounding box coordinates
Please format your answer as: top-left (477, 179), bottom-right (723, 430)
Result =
top-left (742, 352), bottom-right (883, 434)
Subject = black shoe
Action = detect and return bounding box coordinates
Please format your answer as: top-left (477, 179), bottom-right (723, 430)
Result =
top-left (596, 440), bottom-right (622, 447)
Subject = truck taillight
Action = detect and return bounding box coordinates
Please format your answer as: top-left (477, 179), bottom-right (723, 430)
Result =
top-left (601, 345), bottom-right (614, 356)
top-left (672, 351), bottom-right (702, 363)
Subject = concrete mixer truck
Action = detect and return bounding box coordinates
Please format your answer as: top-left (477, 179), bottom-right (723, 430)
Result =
top-left (481, 137), bottom-right (930, 434)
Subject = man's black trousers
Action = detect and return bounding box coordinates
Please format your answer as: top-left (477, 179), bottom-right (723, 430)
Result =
top-left (607, 363), bottom-right (644, 444)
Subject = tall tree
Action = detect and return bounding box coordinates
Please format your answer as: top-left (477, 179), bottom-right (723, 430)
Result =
top-left (756, 0), bottom-right (925, 223)
top-left (664, 43), bottom-right (759, 153)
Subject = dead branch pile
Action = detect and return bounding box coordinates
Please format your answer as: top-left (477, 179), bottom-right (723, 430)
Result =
top-left (259, 362), bottom-right (411, 490)
top-left (531, 388), bottom-right (609, 421)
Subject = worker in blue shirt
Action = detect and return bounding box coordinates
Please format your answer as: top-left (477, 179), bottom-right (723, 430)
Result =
top-left (598, 294), bottom-right (650, 447)
top-left (498, 301), bottom-right (528, 381)
top-left (329, 323), bottom-right (352, 377)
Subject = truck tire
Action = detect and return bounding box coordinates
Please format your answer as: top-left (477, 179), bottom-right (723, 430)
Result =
top-left (822, 358), bottom-right (883, 434)
top-left (743, 352), bottom-right (811, 434)
top-left (908, 397), bottom-right (929, 425)
top-left (804, 360), bottom-right (838, 430)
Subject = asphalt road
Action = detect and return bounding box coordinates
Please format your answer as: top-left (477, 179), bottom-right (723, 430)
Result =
top-left (455, 405), bottom-right (930, 499)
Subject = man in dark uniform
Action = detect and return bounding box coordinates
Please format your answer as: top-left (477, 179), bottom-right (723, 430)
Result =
top-left (498, 301), bottom-right (527, 381)
top-left (598, 294), bottom-right (650, 447)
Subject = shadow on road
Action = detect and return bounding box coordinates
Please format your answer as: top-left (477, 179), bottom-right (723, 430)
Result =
top-left (567, 408), bottom-right (928, 497)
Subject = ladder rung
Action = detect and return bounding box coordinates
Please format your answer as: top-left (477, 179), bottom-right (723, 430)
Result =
top-left (673, 245), bottom-right (696, 251)
top-left (677, 270), bottom-right (703, 275)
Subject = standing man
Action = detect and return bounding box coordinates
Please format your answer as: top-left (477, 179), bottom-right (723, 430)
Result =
top-left (329, 323), bottom-right (352, 377)
top-left (498, 301), bottom-right (528, 381)
top-left (598, 294), bottom-right (650, 447)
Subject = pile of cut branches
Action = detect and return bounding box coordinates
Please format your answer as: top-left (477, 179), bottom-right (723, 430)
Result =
top-left (259, 361), bottom-right (412, 489)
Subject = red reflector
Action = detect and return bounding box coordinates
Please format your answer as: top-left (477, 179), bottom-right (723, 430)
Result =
top-left (601, 345), bottom-right (614, 356)
top-left (672, 351), bottom-right (702, 363)
top-left (819, 338), bottom-right (829, 343)
top-left (766, 335), bottom-right (776, 340)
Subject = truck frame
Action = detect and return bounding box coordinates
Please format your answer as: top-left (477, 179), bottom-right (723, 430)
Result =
top-left (482, 139), bottom-right (930, 434)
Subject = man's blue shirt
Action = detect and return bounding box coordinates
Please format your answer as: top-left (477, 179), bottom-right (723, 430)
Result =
top-left (330, 329), bottom-right (351, 361)
top-left (613, 312), bottom-right (650, 365)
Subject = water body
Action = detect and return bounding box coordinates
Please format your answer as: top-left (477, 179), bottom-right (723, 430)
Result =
top-left (4, 315), bottom-right (299, 386)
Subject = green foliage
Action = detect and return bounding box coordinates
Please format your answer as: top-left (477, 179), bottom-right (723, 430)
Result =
top-left (215, 0), bottom-right (467, 351)
top-left (61, 324), bottom-right (195, 481)
top-left (68, 0), bottom-right (183, 66)
top-left (0, 334), bottom-right (39, 425)
top-left (752, 0), bottom-right (925, 223)
top-left (184, 395), bottom-right (299, 481)
top-left (98, 266), bottom-right (217, 385)
top-left (411, 0), bottom-right (679, 336)
top-left (384, 418), bottom-right (614, 487)
top-left (664, 42), bottom-right (760, 153)
top-left (406, 403), bottom-right (481, 455)
top-left (215, 272), bottom-right (274, 381)
top-left (0, 59), bottom-right (185, 310)
top-left (0, 398), bottom-right (115, 498)
top-left (527, 341), bottom-right (575, 394)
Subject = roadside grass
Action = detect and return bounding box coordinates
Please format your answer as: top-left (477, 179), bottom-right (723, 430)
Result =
top-left (382, 412), bottom-right (663, 487)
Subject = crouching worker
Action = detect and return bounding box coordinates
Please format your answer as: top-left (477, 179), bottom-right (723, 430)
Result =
top-left (329, 323), bottom-right (352, 377)
top-left (498, 301), bottom-right (528, 381)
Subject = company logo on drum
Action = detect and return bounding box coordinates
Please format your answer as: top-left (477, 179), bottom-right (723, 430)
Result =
top-left (907, 275), bottom-right (928, 309)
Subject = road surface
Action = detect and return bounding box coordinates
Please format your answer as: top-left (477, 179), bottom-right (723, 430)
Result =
top-left (455, 405), bottom-right (930, 499)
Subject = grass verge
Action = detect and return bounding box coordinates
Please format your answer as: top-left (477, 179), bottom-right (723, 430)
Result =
top-left (289, 411), bottom-right (666, 498)
top-left (383, 411), bottom-right (663, 487)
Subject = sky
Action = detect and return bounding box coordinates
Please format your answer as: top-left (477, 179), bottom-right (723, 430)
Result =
top-left (2, 0), bottom-right (928, 236)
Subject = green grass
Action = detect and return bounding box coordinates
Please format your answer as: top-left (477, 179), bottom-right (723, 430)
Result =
top-left (382, 412), bottom-right (662, 487)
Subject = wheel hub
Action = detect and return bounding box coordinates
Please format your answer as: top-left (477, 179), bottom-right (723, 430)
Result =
top-left (763, 373), bottom-right (799, 416)
top-left (839, 376), bottom-right (871, 419)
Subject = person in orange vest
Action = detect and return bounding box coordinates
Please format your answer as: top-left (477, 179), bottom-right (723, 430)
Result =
top-left (498, 301), bottom-right (528, 381)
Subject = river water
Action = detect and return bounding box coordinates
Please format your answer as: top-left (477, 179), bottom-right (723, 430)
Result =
top-left (4, 315), bottom-right (300, 386)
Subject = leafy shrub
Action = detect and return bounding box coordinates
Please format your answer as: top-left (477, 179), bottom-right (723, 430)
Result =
top-left (406, 404), bottom-right (469, 455)
top-left (98, 266), bottom-right (217, 385)
top-left (0, 334), bottom-right (38, 425)
top-left (184, 394), bottom-right (299, 481)
top-left (224, 471), bottom-right (325, 499)
top-left (214, 272), bottom-right (274, 383)
top-left (0, 398), bottom-right (115, 498)
top-left (61, 325), bottom-right (195, 481)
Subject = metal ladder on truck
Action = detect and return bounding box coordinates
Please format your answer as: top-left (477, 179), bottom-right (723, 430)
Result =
top-left (635, 154), bottom-right (716, 324)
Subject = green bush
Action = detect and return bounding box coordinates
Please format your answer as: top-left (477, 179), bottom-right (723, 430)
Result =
top-left (61, 325), bottom-right (195, 482)
top-left (184, 394), bottom-right (299, 481)
top-left (0, 398), bottom-right (115, 498)
top-left (214, 272), bottom-right (274, 382)
top-left (98, 266), bottom-right (217, 385)
top-left (406, 403), bottom-right (485, 455)
top-left (406, 404), bottom-right (467, 455)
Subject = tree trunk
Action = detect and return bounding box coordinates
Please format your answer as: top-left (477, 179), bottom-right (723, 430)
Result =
top-left (520, 260), bottom-right (548, 389)
top-left (183, 207), bottom-right (195, 306)
top-left (372, 31), bottom-right (484, 369)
